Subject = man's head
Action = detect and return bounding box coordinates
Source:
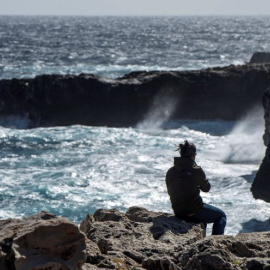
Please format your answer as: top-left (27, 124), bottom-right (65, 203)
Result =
top-left (177, 140), bottom-right (196, 159)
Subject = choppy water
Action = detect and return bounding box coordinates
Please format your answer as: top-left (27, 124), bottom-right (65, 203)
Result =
top-left (1, 16), bottom-right (270, 79)
top-left (0, 16), bottom-right (270, 235)
top-left (0, 109), bottom-right (269, 235)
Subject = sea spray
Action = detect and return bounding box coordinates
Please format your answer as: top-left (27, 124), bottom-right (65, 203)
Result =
top-left (136, 88), bottom-right (178, 130)
top-left (222, 107), bottom-right (265, 164)
top-left (0, 115), bottom-right (30, 129)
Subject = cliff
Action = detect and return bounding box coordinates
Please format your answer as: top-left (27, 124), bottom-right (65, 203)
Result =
top-left (1, 63), bottom-right (270, 128)
top-left (1, 208), bottom-right (270, 270)
top-left (251, 88), bottom-right (270, 202)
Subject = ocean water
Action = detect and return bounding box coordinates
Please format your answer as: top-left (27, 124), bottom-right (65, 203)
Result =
top-left (1, 15), bottom-right (270, 79)
top-left (0, 16), bottom-right (270, 235)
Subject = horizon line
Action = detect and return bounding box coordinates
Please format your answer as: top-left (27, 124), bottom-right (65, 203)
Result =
top-left (1, 13), bottom-right (270, 17)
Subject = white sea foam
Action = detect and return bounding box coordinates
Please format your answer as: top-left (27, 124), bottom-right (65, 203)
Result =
top-left (0, 115), bottom-right (30, 129)
top-left (1, 16), bottom-right (270, 80)
top-left (0, 123), bottom-right (269, 235)
top-left (136, 88), bottom-right (178, 130)
top-left (221, 107), bottom-right (265, 164)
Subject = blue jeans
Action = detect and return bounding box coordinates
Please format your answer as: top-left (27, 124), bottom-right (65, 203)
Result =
top-left (176, 203), bottom-right (226, 235)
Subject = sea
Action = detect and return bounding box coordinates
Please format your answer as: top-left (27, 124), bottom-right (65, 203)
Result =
top-left (0, 15), bottom-right (270, 235)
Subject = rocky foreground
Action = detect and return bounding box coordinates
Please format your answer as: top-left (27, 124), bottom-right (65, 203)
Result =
top-left (1, 63), bottom-right (270, 128)
top-left (0, 207), bottom-right (269, 270)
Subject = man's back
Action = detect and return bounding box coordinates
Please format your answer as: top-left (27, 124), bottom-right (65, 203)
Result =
top-left (166, 157), bottom-right (210, 215)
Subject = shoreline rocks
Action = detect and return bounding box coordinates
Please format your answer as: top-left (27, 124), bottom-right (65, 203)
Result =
top-left (0, 211), bottom-right (86, 270)
top-left (80, 207), bottom-right (205, 270)
top-left (250, 52), bottom-right (270, 64)
top-left (0, 207), bottom-right (270, 270)
top-left (1, 63), bottom-right (270, 128)
top-left (251, 88), bottom-right (270, 202)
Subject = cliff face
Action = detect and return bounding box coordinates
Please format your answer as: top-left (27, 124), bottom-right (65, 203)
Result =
top-left (1, 63), bottom-right (270, 128)
top-left (251, 89), bottom-right (270, 202)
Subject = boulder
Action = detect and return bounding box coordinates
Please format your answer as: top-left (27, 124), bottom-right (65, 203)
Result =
top-left (250, 52), bottom-right (270, 63)
top-left (251, 88), bottom-right (270, 202)
top-left (0, 211), bottom-right (86, 270)
top-left (80, 206), bottom-right (205, 270)
top-left (1, 64), bottom-right (270, 128)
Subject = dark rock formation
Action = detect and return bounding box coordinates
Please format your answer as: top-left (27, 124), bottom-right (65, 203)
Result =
top-left (250, 52), bottom-right (270, 63)
top-left (0, 211), bottom-right (86, 270)
top-left (240, 218), bottom-right (270, 233)
top-left (251, 88), bottom-right (270, 202)
top-left (1, 64), bottom-right (270, 128)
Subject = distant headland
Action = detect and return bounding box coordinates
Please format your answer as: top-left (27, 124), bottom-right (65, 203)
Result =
top-left (0, 62), bottom-right (270, 129)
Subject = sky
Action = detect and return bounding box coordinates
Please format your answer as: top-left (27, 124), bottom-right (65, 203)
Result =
top-left (1, 0), bottom-right (270, 16)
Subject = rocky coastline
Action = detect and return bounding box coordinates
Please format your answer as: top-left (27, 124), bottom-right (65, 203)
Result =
top-left (0, 207), bottom-right (269, 270)
top-left (251, 88), bottom-right (270, 202)
top-left (1, 58), bottom-right (270, 269)
top-left (1, 63), bottom-right (270, 128)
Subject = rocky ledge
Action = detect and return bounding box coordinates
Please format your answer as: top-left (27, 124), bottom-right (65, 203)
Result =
top-left (250, 52), bottom-right (270, 64)
top-left (251, 88), bottom-right (270, 202)
top-left (1, 63), bottom-right (270, 128)
top-left (1, 207), bottom-right (270, 270)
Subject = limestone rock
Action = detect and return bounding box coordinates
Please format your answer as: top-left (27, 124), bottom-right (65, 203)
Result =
top-left (250, 52), bottom-right (270, 63)
top-left (179, 232), bottom-right (270, 270)
top-left (81, 207), bottom-right (270, 270)
top-left (80, 206), bottom-right (204, 270)
top-left (0, 211), bottom-right (86, 270)
top-left (251, 88), bottom-right (270, 202)
top-left (1, 208), bottom-right (270, 270)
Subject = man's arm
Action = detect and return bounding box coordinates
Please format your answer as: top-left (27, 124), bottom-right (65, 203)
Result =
top-left (165, 168), bottom-right (173, 195)
top-left (193, 164), bottom-right (211, 192)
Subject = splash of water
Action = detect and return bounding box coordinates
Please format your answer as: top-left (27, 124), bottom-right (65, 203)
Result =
top-left (222, 107), bottom-right (265, 164)
top-left (136, 88), bottom-right (178, 130)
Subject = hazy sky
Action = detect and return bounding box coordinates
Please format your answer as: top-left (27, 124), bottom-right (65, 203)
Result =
top-left (1, 0), bottom-right (270, 16)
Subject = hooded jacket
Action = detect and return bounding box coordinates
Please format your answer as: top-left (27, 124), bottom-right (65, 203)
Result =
top-left (165, 157), bottom-right (210, 215)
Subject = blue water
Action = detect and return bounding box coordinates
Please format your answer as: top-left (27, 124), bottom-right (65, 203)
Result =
top-left (1, 16), bottom-right (270, 79)
top-left (0, 16), bottom-right (270, 235)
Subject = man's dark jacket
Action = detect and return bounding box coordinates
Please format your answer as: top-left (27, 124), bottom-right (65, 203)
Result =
top-left (166, 157), bottom-right (210, 215)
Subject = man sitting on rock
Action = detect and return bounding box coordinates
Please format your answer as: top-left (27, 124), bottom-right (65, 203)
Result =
top-left (165, 140), bottom-right (226, 235)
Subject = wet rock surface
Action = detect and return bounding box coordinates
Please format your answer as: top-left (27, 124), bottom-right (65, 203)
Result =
top-left (1, 64), bottom-right (270, 128)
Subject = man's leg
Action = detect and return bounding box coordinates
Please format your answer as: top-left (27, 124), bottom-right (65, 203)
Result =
top-left (189, 203), bottom-right (226, 235)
